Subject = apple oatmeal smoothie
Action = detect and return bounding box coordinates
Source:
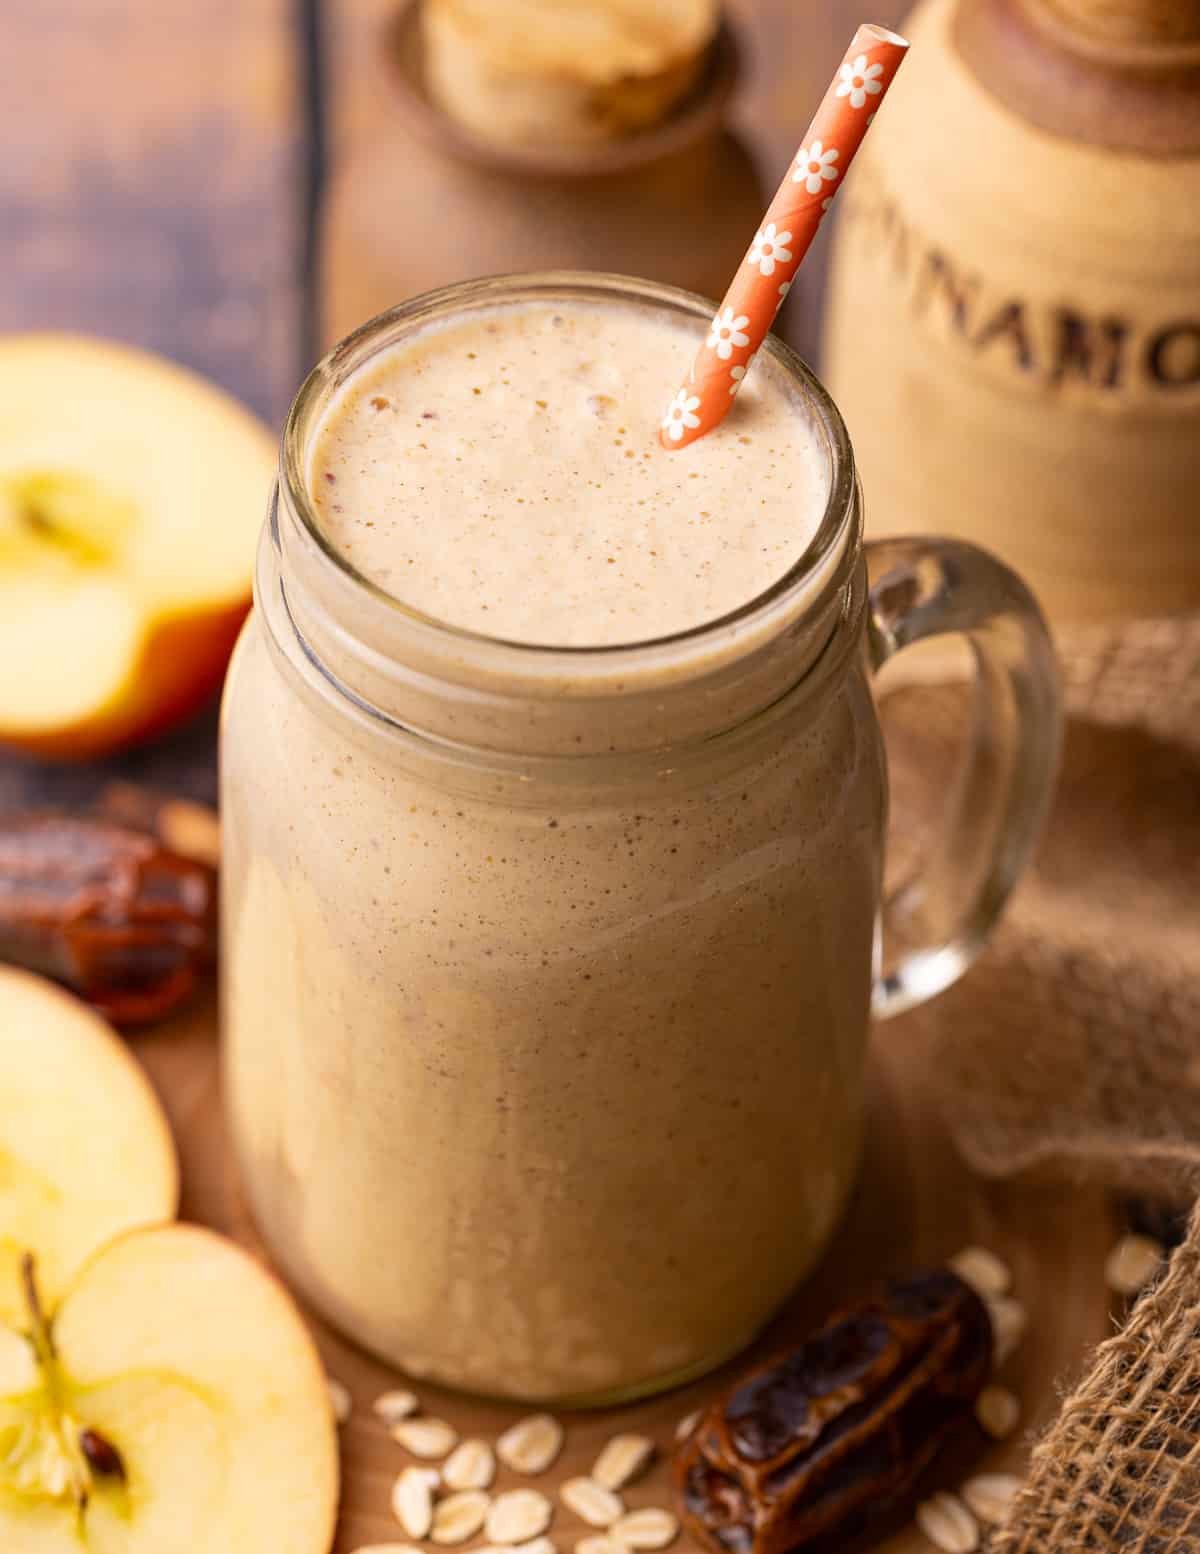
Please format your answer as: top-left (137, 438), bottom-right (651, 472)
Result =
top-left (222, 274), bottom-right (1062, 1405)
top-left (222, 279), bottom-right (881, 1402)
top-left (308, 301), bottom-right (827, 645)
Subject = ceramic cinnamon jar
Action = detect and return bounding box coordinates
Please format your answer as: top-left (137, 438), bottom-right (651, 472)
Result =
top-left (823, 0), bottom-right (1200, 624)
top-left (320, 0), bottom-right (764, 349)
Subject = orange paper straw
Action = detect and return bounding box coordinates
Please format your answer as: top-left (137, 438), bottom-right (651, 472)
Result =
top-left (660, 23), bottom-right (909, 450)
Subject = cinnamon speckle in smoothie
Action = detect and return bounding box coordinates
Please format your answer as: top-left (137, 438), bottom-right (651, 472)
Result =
top-left (309, 300), bottom-right (828, 647)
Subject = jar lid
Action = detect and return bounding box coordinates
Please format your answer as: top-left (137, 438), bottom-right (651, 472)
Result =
top-left (423, 0), bottom-right (718, 86)
top-left (955, 0), bottom-right (1200, 154)
top-left (384, 0), bottom-right (741, 177)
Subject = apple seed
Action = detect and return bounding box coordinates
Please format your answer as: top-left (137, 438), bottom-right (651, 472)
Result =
top-left (79, 1427), bottom-right (126, 1483)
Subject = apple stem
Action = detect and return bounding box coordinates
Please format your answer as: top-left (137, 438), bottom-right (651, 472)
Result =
top-left (19, 1252), bottom-right (55, 1365)
top-left (18, 1253), bottom-right (91, 1515)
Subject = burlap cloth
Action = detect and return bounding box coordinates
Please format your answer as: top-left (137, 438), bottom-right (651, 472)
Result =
top-left (881, 611), bottom-right (1200, 1550)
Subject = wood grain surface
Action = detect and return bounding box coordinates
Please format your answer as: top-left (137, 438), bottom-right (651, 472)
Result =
top-left (0, 0), bottom-right (305, 813)
top-left (136, 988), bottom-right (1117, 1554)
top-left (0, 0), bottom-right (305, 427)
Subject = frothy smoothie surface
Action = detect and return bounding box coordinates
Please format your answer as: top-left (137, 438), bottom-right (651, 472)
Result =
top-left (309, 299), bottom-right (829, 647)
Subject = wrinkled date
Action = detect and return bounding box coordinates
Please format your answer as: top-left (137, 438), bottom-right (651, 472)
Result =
top-left (675, 1270), bottom-right (992, 1554)
top-left (0, 813), bottom-right (217, 1025)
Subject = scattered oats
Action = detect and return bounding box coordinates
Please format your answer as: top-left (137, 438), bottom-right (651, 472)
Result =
top-left (560, 1479), bottom-right (623, 1528)
top-left (674, 1411), bottom-right (701, 1442)
top-left (916, 1491), bottom-right (979, 1554)
top-left (950, 1246), bottom-right (1012, 1300)
top-left (986, 1296), bottom-right (1028, 1365)
top-left (975, 1384), bottom-right (1021, 1440)
top-left (327, 1377), bottom-right (352, 1424)
top-left (611, 1508), bottom-right (678, 1549)
top-left (392, 1417), bottom-right (459, 1459)
top-left (961, 1473), bottom-right (1022, 1525)
top-left (516, 1539), bottom-right (557, 1554)
top-left (497, 1415), bottom-right (565, 1475)
top-left (592, 1434), bottom-right (656, 1492)
top-left (487, 1489), bottom-right (555, 1544)
top-left (1105, 1233), bottom-right (1166, 1297)
top-left (444, 1438), bottom-right (497, 1491)
top-left (158, 799), bottom-right (221, 868)
top-left (373, 1388), bottom-right (420, 1425)
top-left (576, 1540), bottom-right (621, 1554)
top-left (392, 1466), bottom-right (436, 1539)
top-left (431, 1490), bottom-right (491, 1545)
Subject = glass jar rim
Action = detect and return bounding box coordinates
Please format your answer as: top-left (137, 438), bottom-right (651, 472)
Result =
top-left (280, 270), bottom-right (859, 682)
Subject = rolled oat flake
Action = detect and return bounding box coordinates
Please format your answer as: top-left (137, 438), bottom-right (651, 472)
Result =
top-left (975, 1383), bottom-right (1021, 1440)
top-left (591, 1434), bottom-right (656, 1492)
top-left (497, 1415), bottom-right (565, 1476)
top-left (391, 1466), bottom-right (435, 1539)
top-left (916, 1491), bottom-right (979, 1554)
top-left (443, 1438), bottom-right (497, 1491)
top-left (610, 1508), bottom-right (679, 1550)
top-left (961, 1472), bottom-right (1022, 1525)
top-left (373, 1388), bottom-right (421, 1425)
top-left (431, 1489), bottom-right (491, 1545)
top-left (560, 1479), bottom-right (623, 1528)
top-left (392, 1417), bottom-right (459, 1459)
top-left (487, 1489), bottom-right (555, 1544)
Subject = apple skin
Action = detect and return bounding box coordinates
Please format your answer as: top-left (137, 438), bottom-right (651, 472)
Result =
top-left (0, 1222), bottom-right (341, 1554)
top-left (0, 333), bottom-right (278, 764)
top-left (56, 1224), bottom-right (342, 1554)
top-left (0, 597), bottom-right (250, 762)
top-left (0, 966), bottom-right (180, 1327)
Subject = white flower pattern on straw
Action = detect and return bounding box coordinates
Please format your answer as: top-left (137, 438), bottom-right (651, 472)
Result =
top-left (661, 389), bottom-right (701, 442)
top-left (746, 223), bottom-right (793, 278)
top-left (792, 140), bottom-right (839, 195)
top-left (707, 307), bottom-right (751, 360)
top-left (777, 279), bottom-right (792, 299)
top-left (657, 24), bottom-right (908, 451)
top-left (836, 54), bottom-right (884, 109)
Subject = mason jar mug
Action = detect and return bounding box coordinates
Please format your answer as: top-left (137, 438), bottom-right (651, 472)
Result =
top-left (220, 273), bottom-right (1061, 1404)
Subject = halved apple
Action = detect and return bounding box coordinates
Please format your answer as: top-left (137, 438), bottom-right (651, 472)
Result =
top-left (0, 334), bottom-right (276, 760)
top-left (0, 1224), bottom-right (339, 1551)
top-left (0, 968), bottom-right (178, 1326)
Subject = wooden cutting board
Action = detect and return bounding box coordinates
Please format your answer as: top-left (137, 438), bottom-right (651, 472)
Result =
top-left (134, 989), bottom-right (1118, 1554)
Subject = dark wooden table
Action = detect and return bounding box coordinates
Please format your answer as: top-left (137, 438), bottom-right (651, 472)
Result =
top-left (0, 0), bottom-right (911, 811)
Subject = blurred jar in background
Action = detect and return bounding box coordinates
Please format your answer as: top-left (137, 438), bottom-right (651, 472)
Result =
top-left (823, 0), bottom-right (1200, 626)
top-left (321, 0), bottom-right (764, 346)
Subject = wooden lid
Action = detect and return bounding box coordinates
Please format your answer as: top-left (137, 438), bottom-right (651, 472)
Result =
top-left (421, 0), bottom-right (718, 86)
top-left (1042, 0), bottom-right (1200, 47)
top-left (382, 0), bottom-right (741, 179)
top-left (419, 0), bottom-right (720, 148)
top-left (954, 0), bottom-right (1200, 153)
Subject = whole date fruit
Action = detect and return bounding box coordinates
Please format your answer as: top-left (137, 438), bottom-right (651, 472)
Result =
top-left (675, 1269), bottom-right (991, 1554)
top-left (0, 812), bottom-right (216, 1025)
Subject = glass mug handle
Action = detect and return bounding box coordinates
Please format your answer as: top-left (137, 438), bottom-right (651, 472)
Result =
top-left (865, 536), bottom-right (1063, 1019)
